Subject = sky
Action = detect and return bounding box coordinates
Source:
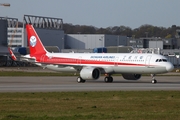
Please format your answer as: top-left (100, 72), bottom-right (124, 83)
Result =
top-left (1, 0), bottom-right (180, 29)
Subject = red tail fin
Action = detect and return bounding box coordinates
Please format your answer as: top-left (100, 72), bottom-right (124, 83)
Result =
top-left (26, 24), bottom-right (47, 56)
top-left (8, 48), bottom-right (17, 61)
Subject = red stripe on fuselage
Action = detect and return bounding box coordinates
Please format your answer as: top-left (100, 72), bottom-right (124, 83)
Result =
top-left (33, 55), bottom-right (148, 67)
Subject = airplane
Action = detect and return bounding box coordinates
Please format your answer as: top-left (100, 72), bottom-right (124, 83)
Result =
top-left (9, 24), bottom-right (174, 84)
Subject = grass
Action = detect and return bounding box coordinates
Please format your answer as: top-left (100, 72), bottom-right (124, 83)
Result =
top-left (0, 91), bottom-right (180, 120)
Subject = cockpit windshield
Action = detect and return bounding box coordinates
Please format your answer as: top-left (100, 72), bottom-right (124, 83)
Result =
top-left (155, 59), bottom-right (167, 62)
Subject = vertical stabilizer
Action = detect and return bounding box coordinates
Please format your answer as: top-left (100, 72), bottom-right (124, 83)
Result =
top-left (26, 24), bottom-right (47, 56)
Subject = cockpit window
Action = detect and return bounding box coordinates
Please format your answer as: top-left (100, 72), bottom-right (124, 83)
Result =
top-left (155, 59), bottom-right (167, 62)
top-left (162, 59), bottom-right (167, 62)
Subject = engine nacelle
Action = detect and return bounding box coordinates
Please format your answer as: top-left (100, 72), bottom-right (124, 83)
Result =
top-left (122, 74), bottom-right (141, 80)
top-left (80, 67), bottom-right (100, 80)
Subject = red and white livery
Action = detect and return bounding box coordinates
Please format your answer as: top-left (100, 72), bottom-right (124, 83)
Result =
top-left (24, 24), bottom-right (174, 83)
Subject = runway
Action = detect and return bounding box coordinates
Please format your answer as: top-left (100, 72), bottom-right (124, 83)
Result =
top-left (0, 76), bottom-right (180, 92)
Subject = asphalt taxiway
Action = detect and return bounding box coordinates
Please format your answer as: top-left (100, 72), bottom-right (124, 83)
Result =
top-left (0, 76), bottom-right (180, 92)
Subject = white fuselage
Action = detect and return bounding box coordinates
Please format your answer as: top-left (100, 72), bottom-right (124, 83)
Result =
top-left (31, 52), bottom-right (174, 74)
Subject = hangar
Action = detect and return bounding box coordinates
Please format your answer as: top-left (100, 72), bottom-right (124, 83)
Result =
top-left (65, 34), bottom-right (127, 49)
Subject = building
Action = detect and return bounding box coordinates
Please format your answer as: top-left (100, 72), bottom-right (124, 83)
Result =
top-left (0, 19), bottom-right (7, 46)
top-left (127, 37), bottom-right (178, 49)
top-left (7, 28), bottom-right (24, 47)
top-left (65, 34), bottom-right (127, 49)
top-left (0, 17), bottom-right (20, 66)
top-left (1, 15), bottom-right (64, 50)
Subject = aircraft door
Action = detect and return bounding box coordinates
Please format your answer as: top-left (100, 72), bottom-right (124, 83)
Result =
top-left (145, 55), bottom-right (152, 67)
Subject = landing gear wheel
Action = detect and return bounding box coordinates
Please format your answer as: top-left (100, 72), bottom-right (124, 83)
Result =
top-left (77, 77), bottom-right (82, 83)
top-left (77, 77), bottom-right (86, 83)
top-left (152, 79), bottom-right (157, 84)
top-left (104, 77), bottom-right (109, 83)
top-left (104, 76), bottom-right (113, 83)
top-left (82, 79), bottom-right (86, 83)
top-left (109, 77), bottom-right (113, 83)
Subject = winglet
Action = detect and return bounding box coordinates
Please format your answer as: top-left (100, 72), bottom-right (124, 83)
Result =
top-left (26, 24), bottom-right (48, 56)
top-left (8, 48), bottom-right (17, 61)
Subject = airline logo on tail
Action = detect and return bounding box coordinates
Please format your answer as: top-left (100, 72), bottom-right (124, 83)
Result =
top-left (26, 24), bottom-right (47, 56)
top-left (30, 36), bottom-right (37, 47)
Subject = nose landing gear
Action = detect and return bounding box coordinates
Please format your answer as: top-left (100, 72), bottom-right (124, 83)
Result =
top-left (151, 74), bottom-right (157, 84)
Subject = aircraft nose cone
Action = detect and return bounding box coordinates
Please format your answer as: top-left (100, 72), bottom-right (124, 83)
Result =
top-left (166, 63), bottom-right (174, 72)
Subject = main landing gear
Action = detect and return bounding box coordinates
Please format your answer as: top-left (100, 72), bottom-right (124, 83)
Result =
top-left (77, 77), bottom-right (86, 83)
top-left (151, 74), bottom-right (157, 84)
top-left (76, 74), bottom-right (114, 83)
top-left (104, 74), bottom-right (113, 83)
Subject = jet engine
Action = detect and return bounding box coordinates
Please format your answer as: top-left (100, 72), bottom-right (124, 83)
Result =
top-left (122, 74), bottom-right (141, 80)
top-left (80, 67), bottom-right (100, 80)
